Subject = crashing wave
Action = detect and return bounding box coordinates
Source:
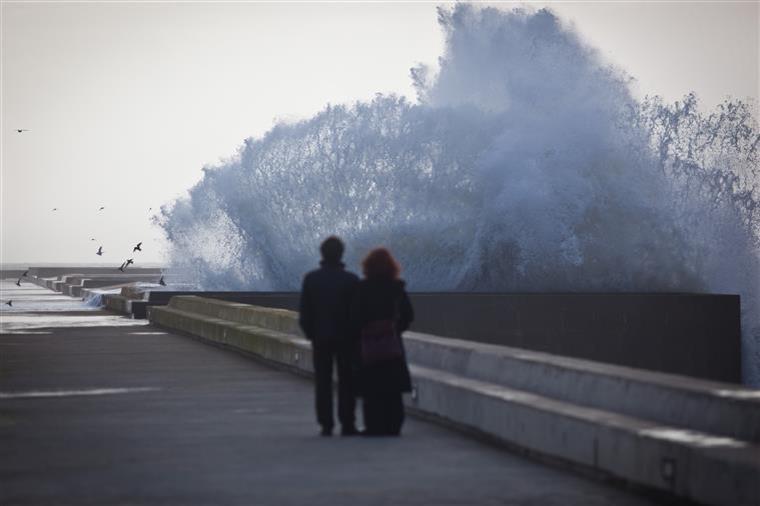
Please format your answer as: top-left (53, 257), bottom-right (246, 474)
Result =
top-left (157, 5), bottom-right (759, 384)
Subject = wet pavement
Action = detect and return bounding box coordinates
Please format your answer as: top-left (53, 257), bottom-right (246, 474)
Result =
top-left (0, 280), bottom-right (668, 505)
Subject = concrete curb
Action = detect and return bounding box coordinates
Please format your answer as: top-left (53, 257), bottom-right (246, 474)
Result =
top-left (402, 332), bottom-right (760, 444)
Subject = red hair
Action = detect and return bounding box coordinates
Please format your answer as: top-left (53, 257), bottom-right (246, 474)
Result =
top-left (362, 248), bottom-right (401, 280)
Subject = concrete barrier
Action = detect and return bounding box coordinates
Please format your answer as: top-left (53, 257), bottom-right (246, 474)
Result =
top-left (103, 291), bottom-right (296, 319)
top-left (101, 284), bottom-right (168, 315)
top-left (79, 285), bottom-right (134, 306)
top-left (149, 296), bottom-right (760, 506)
top-left (71, 279), bottom-right (133, 298)
top-left (124, 291), bottom-right (741, 382)
top-left (19, 275), bottom-right (54, 288)
top-left (64, 275), bottom-right (162, 297)
top-left (104, 294), bottom-right (137, 315)
top-left (408, 365), bottom-right (759, 506)
top-left (52, 275), bottom-right (83, 292)
top-left (409, 293), bottom-right (742, 382)
top-left (24, 267), bottom-right (162, 291)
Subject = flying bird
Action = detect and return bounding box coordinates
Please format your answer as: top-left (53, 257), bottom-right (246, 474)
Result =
top-left (158, 276), bottom-right (166, 286)
top-left (16, 129), bottom-right (29, 133)
top-left (90, 238), bottom-right (96, 241)
top-left (125, 258), bottom-right (134, 267)
top-left (133, 242), bottom-right (142, 252)
top-left (96, 246), bottom-right (103, 256)
top-left (98, 206), bottom-right (105, 211)
top-left (5, 300), bottom-right (12, 307)
top-left (15, 278), bottom-right (22, 287)
top-left (22, 270), bottom-right (28, 277)
top-left (118, 261), bottom-right (126, 272)
top-left (52, 208), bottom-right (58, 211)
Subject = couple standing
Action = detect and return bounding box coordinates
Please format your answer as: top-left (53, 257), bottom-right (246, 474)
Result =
top-left (298, 236), bottom-right (414, 437)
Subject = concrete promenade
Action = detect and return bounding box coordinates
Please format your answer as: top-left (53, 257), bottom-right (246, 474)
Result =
top-left (0, 281), bottom-right (668, 505)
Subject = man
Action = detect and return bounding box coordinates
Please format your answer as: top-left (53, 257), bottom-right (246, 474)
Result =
top-left (299, 236), bottom-right (360, 436)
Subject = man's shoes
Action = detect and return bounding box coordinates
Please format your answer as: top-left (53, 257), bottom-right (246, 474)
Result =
top-left (320, 426), bottom-right (333, 437)
top-left (341, 426), bottom-right (360, 436)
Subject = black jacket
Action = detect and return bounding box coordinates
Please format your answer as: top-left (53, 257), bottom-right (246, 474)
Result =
top-left (299, 261), bottom-right (359, 343)
top-left (351, 278), bottom-right (414, 394)
top-left (352, 279), bottom-right (414, 334)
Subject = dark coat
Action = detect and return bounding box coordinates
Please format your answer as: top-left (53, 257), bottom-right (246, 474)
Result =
top-left (351, 278), bottom-right (414, 395)
top-left (299, 261), bottom-right (359, 343)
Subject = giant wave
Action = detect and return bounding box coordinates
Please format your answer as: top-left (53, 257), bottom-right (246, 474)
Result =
top-left (157, 5), bottom-right (760, 384)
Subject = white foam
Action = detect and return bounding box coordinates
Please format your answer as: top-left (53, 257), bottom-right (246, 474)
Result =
top-left (157, 5), bottom-right (759, 385)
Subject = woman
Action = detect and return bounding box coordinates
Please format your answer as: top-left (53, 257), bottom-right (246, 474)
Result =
top-left (352, 247), bottom-right (414, 436)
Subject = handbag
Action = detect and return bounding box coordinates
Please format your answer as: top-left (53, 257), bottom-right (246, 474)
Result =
top-left (360, 299), bottom-right (404, 365)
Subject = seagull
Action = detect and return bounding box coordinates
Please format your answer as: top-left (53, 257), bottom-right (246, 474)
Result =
top-left (96, 246), bottom-right (103, 256)
top-left (15, 278), bottom-right (22, 287)
top-left (118, 261), bottom-right (126, 272)
top-left (5, 300), bottom-right (11, 307)
top-left (133, 242), bottom-right (142, 253)
top-left (22, 270), bottom-right (28, 277)
top-left (52, 208), bottom-right (58, 211)
top-left (90, 238), bottom-right (96, 241)
top-left (158, 275), bottom-right (166, 286)
top-left (16, 129), bottom-right (29, 133)
top-left (98, 206), bottom-right (105, 211)
top-left (125, 258), bottom-right (134, 267)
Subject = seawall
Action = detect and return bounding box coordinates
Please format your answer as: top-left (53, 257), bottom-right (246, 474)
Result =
top-left (147, 296), bottom-right (760, 506)
top-left (106, 291), bottom-right (740, 382)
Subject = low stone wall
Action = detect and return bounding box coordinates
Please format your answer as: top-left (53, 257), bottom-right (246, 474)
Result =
top-left (104, 294), bottom-right (134, 315)
top-left (65, 276), bottom-right (161, 297)
top-left (23, 268), bottom-right (162, 291)
top-left (124, 291), bottom-right (741, 382)
top-left (104, 291), bottom-right (296, 319)
top-left (149, 296), bottom-right (759, 506)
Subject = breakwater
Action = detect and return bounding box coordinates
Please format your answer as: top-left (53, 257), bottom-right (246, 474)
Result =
top-left (102, 289), bottom-right (741, 383)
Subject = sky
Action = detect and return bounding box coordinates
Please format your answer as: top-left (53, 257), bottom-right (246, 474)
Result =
top-left (1, 1), bottom-right (758, 265)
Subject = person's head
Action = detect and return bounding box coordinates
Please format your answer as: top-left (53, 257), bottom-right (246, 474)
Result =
top-left (320, 236), bottom-right (344, 264)
top-left (362, 247), bottom-right (401, 280)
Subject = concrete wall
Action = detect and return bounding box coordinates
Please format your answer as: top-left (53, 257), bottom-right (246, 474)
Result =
top-left (409, 293), bottom-right (741, 383)
top-left (21, 268), bottom-right (162, 299)
top-left (112, 291), bottom-right (740, 383)
top-left (61, 275), bottom-right (162, 297)
top-left (147, 297), bottom-right (760, 506)
top-left (105, 291), bottom-right (296, 319)
top-left (69, 277), bottom-right (157, 297)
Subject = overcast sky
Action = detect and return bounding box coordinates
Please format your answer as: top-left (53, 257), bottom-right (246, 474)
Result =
top-left (2, 1), bottom-right (758, 265)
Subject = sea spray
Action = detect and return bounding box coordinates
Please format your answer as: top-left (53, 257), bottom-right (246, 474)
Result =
top-left (157, 5), bottom-right (760, 384)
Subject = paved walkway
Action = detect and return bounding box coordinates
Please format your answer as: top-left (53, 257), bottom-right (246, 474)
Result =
top-left (0, 281), bottom-right (667, 505)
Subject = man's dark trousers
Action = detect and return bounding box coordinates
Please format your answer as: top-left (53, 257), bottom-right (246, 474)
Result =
top-left (312, 339), bottom-right (356, 431)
